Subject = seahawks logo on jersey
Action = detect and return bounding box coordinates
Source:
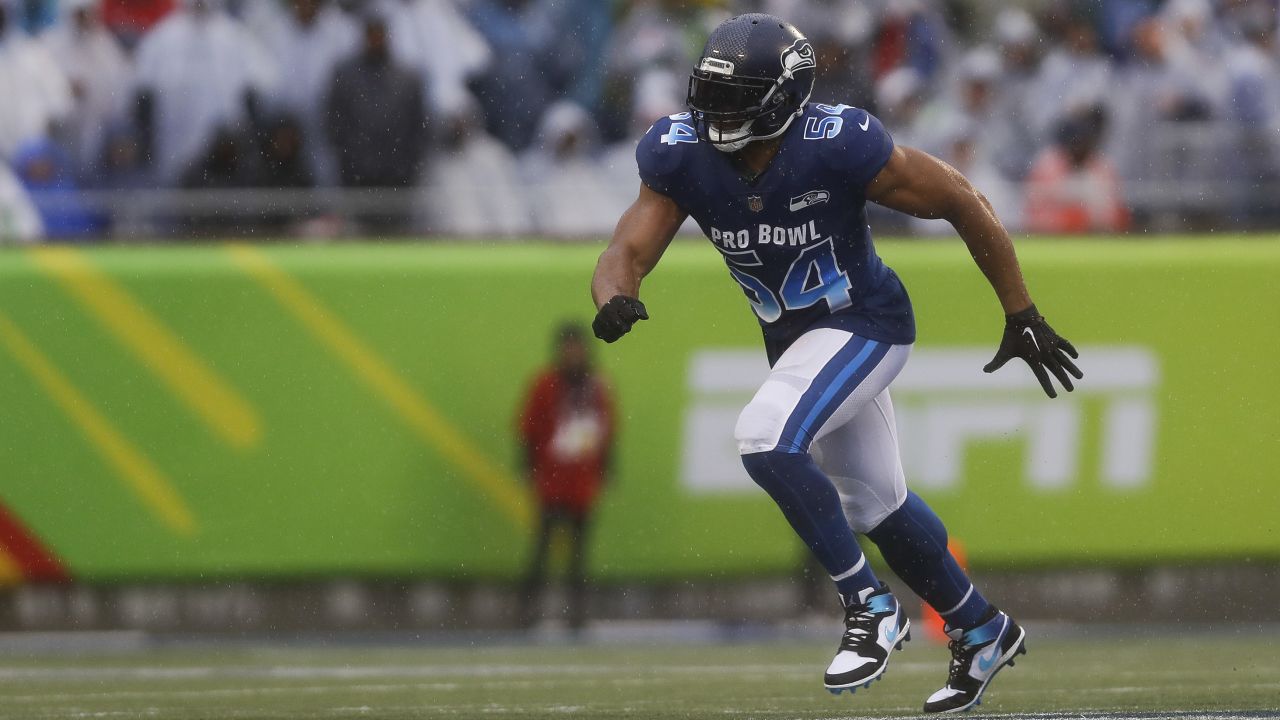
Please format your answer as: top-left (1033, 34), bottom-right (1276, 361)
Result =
top-left (780, 38), bottom-right (816, 76)
top-left (790, 189), bottom-right (830, 212)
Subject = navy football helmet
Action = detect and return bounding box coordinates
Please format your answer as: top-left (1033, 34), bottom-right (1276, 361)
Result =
top-left (687, 14), bottom-right (817, 152)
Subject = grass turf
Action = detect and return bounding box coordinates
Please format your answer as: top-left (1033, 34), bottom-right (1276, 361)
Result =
top-left (0, 632), bottom-right (1276, 719)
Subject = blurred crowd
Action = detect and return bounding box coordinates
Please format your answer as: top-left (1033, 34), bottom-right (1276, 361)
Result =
top-left (0, 0), bottom-right (1278, 242)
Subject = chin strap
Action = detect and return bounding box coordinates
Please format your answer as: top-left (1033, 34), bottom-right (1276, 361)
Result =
top-left (713, 136), bottom-right (753, 153)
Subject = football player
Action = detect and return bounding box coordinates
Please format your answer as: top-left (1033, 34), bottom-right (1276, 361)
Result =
top-left (590, 14), bottom-right (1081, 713)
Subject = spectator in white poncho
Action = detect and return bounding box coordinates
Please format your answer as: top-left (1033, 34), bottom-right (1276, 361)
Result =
top-left (0, 159), bottom-right (43, 243)
top-left (873, 66), bottom-right (929, 150)
top-left (986, 8), bottom-right (1044, 182)
top-left (421, 101), bottom-right (530, 236)
top-left (132, 0), bottom-right (278, 184)
top-left (385, 0), bottom-right (491, 116)
top-left (522, 101), bottom-right (630, 237)
top-left (1105, 13), bottom-right (1219, 213)
top-left (1027, 12), bottom-right (1112, 145)
top-left (0, 0), bottom-right (72, 160)
top-left (601, 0), bottom-right (703, 140)
top-left (1219, 3), bottom-right (1280, 223)
top-left (42, 0), bottom-right (132, 175)
top-left (245, 0), bottom-right (358, 186)
top-left (914, 46), bottom-right (1002, 159)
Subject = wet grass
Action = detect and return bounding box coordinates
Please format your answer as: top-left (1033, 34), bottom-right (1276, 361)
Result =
top-left (0, 631), bottom-right (1276, 719)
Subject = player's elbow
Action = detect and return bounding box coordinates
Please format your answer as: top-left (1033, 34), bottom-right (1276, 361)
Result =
top-left (942, 176), bottom-right (997, 228)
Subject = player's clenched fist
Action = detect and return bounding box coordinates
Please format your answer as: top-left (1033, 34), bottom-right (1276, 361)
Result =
top-left (592, 295), bottom-right (648, 343)
top-left (984, 304), bottom-right (1083, 399)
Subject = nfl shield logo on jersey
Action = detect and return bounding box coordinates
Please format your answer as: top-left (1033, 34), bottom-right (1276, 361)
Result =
top-left (747, 195), bottom-right (764, 212)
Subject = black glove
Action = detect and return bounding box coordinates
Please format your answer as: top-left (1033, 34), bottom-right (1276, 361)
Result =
top-left (984, 304), bottom-right (1083, 399)
top-left (592, 295), bottom-right (648, 343)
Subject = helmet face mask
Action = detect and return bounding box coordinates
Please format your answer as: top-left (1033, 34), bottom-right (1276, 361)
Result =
top-left (688, 72), bottom-right (777, 123)
top-left (686, 14), bottom-right (817, 152)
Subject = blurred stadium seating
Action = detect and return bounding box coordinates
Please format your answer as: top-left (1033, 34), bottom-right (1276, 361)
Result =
top-left (1, 0), bottom-right (1280, 242)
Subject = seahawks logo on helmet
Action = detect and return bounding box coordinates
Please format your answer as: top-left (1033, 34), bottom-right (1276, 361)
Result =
top-left (780, 38), bottom-right (816, 77)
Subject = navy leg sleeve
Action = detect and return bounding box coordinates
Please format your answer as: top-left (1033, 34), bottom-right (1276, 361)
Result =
top-left (742, 449), bottom-right (879, 602)
top-left (865, 491), bottom-right (992, 629)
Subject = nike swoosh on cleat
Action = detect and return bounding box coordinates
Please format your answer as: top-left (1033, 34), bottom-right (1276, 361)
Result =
top-left (975, 644), bottom-right (1000, 673)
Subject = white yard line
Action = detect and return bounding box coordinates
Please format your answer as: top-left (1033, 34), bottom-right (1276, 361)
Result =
top-left (0, 681), bottom-right (465, 704)
top-left (0, 660), bottom-right (937, 684)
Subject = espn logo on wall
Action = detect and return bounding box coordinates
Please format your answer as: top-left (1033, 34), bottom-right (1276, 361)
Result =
top-left (679, 347), bottom-right (1160, 494)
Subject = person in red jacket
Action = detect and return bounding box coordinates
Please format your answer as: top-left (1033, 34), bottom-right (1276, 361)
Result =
top-left (517, 322), bottom-right (615, 631)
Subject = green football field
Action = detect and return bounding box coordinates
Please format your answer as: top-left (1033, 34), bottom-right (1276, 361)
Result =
top-left (0, 628), bottom-right (1277, 719)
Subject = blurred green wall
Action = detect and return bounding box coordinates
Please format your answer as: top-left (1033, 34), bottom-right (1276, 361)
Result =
top-left (0, 239), bottom-right (1277, 582)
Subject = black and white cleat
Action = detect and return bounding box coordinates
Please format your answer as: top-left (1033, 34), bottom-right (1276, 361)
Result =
top-left (922, 609), bottom-right (1027, 713)
top-left (823, 584), bottom-right (911, 695)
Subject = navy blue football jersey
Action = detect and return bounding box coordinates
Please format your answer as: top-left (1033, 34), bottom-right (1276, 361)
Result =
top-left (636, 103), bottom-right (915, 363)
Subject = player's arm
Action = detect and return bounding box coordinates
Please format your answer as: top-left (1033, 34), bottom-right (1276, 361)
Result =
top-left (867, 146), bottom-right (1030, 312)
top-left (589, 183), bottom-right (687, 342)
top-left (866, 145), bottom-right (1083, 398)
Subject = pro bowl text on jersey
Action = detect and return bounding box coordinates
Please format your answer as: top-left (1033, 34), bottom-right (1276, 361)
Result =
top-left (711, 220), bottom-right (823, 249)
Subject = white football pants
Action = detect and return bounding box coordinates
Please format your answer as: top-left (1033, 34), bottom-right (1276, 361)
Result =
top-left (734, 328), bottom-right (911, 533)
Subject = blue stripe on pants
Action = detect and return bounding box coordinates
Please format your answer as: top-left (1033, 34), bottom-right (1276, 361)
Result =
top-left (778, 336), bottom-right (888, 453)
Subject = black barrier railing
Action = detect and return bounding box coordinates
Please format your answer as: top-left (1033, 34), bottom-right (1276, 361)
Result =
top-left (12, 178), bottom-right (1280, 242)
top-left (7, 119), bottom-right (1279, 241)
top-left (10, 182), bottom-right (1276, 240)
